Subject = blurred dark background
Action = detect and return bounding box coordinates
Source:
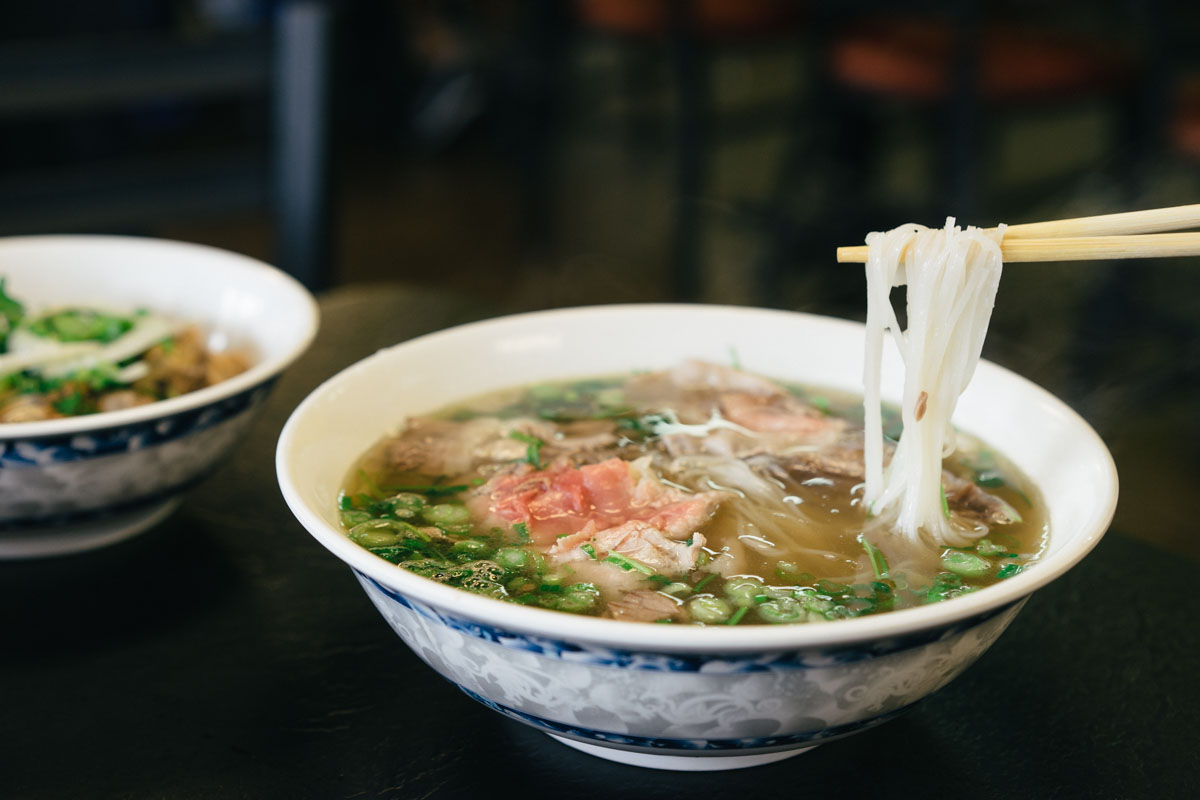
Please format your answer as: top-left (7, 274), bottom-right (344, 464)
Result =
top-left (2, 0), bottom-right (1199, 555)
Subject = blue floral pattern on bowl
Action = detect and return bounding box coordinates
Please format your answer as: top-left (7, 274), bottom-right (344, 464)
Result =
top-left (361, 572), bottom-right (1018, 671)
top-left (355, 570), bottom-right (1026, 758)
top-left (0, 382), bottom-right (273, 466)
top-left (0, 381), bottom-right (276, 526)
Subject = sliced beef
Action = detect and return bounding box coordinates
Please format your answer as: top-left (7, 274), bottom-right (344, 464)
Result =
top-left (718, 391), bottom-right (846, 438)
top-left (468, 456), bottom-right (724, 548)
top-left (385, 417), bottom-right (538, 476)
top-left (646, 360), bottom-right (790, 397)
top-left (604, 589), bottom-right (682, 622)
top-left (942, 471), bottom-right (1023, 526)
top-left (384, 416), bottom-right (624, 477)
top-left (550, 520), bottom-right (708, 575)
top-left (777, 442), bottom-right (869, 481)
top-left (97, 390), bottom-right (154, 413)
top-left (0, 394), bottom-right (58, 422)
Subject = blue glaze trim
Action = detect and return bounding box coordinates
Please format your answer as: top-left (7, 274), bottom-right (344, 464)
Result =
top-left (360, 572), bottom-right (1015, 671)
top-left (0, 380), bottom-right (274, 467)
top-left (457, 685), bottom-right (913, 751)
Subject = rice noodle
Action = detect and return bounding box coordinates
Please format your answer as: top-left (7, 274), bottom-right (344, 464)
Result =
top-left (862, 218), bottom-right (1004, 546)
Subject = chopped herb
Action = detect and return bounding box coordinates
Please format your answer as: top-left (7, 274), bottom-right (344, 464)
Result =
top-left (513, 522), bottom-right (530, 543)
top-left (996, 563), bottom-right (1025, 579)
top-left (940, 551), bottom-right (991, 578)
top-left (858, 533), bottom-right (890, 579)
top-left (726, 606), bottom-right (750, 625)
top-left (940, 484), bottom-right (950, 518)
top-left (508, 430), bottom-right (544, 469)
top-left (29, 309), bottom-right (134, 343)
top-left (692, 573), bottom-right (717, 593)
top-left (53, 391), bottom-right (85, 416)
top-left (647, 574), bottom-right (672, 586)
top-left (653, 618), bottom-right (674, 624)
top-left (580, 543), bottom-right (598, 560)
top-left (975, 470), bottom-right (1006, 489)
top-left (384, 483), bottom-right (469, 497)
top-left (0, 277), bottom-right (23, 350)
top-left (603, 553), bottom-right (655, 575)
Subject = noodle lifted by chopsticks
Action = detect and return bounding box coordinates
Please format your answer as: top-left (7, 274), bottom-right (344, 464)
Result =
top-left (862, 218), bottom-right (1004, 546)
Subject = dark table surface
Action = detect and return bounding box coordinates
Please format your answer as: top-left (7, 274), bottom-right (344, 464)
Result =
top-left (3, 284), bottom-right (1196, 799)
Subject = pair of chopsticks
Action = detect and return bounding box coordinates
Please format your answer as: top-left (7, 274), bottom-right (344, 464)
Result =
top-left (835, 204), bottom-right (1200, 263)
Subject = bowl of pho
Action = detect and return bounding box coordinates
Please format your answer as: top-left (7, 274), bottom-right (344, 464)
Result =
top-left (277, 223), bottom-right (1116, 770)
top-left (0, 235), bottom-right (318, 558)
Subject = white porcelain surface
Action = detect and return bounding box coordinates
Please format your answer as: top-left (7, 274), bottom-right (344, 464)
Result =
top-left (1, 235), bottom-right (319, 556)
top-left (0, 498), bottom-right (181, 559)
top-left (277, 304), bottom-right (1118, 768)
top-left (548, 737), bottom-right (809, 771)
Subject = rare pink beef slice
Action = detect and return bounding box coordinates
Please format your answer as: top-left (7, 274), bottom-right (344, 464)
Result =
top-left (467, 457), bottom-right (723, 549)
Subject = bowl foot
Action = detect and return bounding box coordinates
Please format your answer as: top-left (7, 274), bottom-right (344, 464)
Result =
top-left (548, 734), bottom-right (815, 771)
top-left (0, 497), bottom-right (182, 559)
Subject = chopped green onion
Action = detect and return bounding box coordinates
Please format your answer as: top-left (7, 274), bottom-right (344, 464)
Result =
top-left (726, 606), bottom-right (750, 625)
top-left (996, 563), bottom-right (1025, 579)
top-left (384, 484), bottom-right (469, 497)
top-left (513, 522), bottom-right (530, 543)
top-left (692, 573), bottom-right (717, 593)
top-left (580, 543), bottom-right (598, 560)
top-left (940, 484), bottom-right (950, 518)
top-left (940, 551), bottom-right (991, 578)
top-left (603, 553), bottom-right (655, 575)
top-left (687, 595), bottom-right (732, 623)
top-left (508, 430), bottom-right (544, 469)
top-left (858, 533), bottom-right (890, 579)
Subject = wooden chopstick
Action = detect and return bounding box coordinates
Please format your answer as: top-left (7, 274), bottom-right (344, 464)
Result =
top-left (837, 232), bottom-right (1200, 263)
top-left (835, 203), bottom-right (1200, 263)
top-left (1003, 203), bottom-right (1200, 239)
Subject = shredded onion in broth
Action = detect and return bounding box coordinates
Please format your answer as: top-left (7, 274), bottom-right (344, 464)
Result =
top-left (863, 218), bottom-right (1005, 546)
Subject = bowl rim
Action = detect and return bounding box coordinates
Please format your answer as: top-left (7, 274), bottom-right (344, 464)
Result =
top-left (277, 303), bottom-right (1118, 654)
top-left (0, 234), bottom-right (319, 441)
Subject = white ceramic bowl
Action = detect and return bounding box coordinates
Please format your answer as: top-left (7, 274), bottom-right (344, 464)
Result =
top-left (0, 235), bottom-right (318, 558)
top-left (276, 304), bottom-right (1117, 771)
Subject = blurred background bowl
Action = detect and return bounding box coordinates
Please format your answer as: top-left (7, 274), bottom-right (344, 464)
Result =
top-left (276, 304), bottom-right (1117, 771)
top-left (0, 234), bottom-right (318, 558)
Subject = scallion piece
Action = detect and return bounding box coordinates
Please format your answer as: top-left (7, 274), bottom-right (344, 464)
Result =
top-left (384, 484), bottom-right (469, 497)
top-left (508, 430), bottom-right (544, 469)
top-left (858, 533), bottom-right (890, 579)
top-left (603, 553), bottom-right (655, 575)
top-left (996, 563), bottom-right (1025, 579)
